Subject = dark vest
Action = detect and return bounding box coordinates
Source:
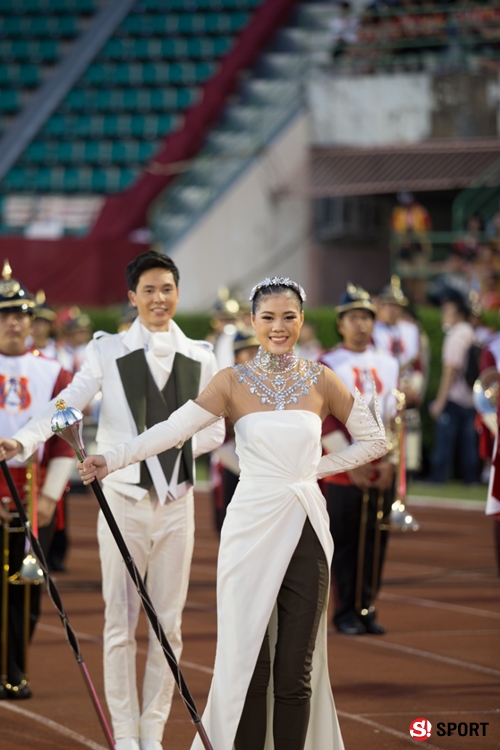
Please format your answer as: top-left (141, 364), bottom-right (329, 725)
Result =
top-left (116, 348), bottom-right (202, 491)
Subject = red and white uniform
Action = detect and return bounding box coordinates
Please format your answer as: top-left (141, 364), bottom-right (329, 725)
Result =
top-left (0, 349), bottom-right (73, 508)
top-left (481, 332), bottom-right (500, 373)
top-left (480, 333), bottom-right (500, 516)
top-left (373, 319), bottom-right (425, 406)
top-left (321, 344), bottom-right (399, 486)
top-left (372, 320), bottom-right (420, 368)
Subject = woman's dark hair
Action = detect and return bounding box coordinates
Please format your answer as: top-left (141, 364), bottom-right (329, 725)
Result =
top-left (251, 284), bottom-right (303, 315)
top-left (126, 250), bottom-right (180, 291)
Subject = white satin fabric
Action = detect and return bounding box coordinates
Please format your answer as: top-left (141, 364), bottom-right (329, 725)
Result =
top-left (191, 410), bottom-right (345, 750)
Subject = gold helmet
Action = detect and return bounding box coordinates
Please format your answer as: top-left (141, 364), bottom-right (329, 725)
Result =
top-left (0, 260), bottom-right (35, 315)
top-left (335, 283), bottom-right (377, 317)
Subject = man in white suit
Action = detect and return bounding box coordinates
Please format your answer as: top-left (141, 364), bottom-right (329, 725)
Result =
top-left (0, 251), bottom-right (225, 750)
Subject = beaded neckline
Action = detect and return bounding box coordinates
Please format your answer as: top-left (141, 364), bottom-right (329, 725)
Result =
top-left (234, 354), bottom-right (323, 411)
top-left (254, 346), bottom-right (298, 374)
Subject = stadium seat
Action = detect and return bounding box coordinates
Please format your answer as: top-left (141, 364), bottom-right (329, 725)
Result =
top-left (0, 15), bottom-right (80, 37)
top-left (0, 39), bottom-right (61, 62)
top-left (0, 90), bottom-right (21, 113)
top-left (0, 0), bottom-right (260, 204)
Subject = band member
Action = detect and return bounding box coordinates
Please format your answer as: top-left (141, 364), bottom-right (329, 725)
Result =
top-left (0, 261), bottom-right (73, 699)
top-left (373, 276), bottom-right (426, 474)
top-left (0, 251), bottom-right (224, 750)
top-left (212, 327), bottom-right (260, 530)
top-left (30, 291), bottom-right (58, 360)
top-left (208, 288), bottom-right (242, 369)
top-left (321, 284), bottom-right (399, 635)
top-left (478, 334), bottom-right (500, 574)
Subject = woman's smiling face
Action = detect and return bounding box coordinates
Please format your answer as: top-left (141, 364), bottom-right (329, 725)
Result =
top-left (251, 292), bottom-right (304, 354)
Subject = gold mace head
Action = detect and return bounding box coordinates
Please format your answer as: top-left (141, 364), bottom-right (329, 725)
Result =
top-left (55, 398), bottom-right (67, 411)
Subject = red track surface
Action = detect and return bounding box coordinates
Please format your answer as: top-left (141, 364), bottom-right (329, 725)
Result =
top-left (1, 491), bottom-right (499, 749)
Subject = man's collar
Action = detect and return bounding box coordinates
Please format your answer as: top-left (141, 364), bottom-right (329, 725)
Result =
top-left (122, 316), bottom-right (191, 356)
top-left (0, 348), bottom-right (29, 357)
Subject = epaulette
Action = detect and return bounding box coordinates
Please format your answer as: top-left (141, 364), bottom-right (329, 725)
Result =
top-left (93, 330), bottom-right (114, 341)
top-left (192, 339), bottom-right (214, 352)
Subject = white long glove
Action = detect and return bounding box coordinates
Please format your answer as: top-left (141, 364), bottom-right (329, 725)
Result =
top-left (103, 400), bottom-right (221, 475)
top-left (317, 390), bottom-right (388, 479)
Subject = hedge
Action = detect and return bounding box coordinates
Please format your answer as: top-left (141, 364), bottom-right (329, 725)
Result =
top-left (83, 306), bottom-right (500, 456)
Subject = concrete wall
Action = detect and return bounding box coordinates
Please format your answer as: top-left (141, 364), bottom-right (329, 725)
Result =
top-left (308, 71), bottom-right (500, 146)
top-left (170, 114), bottom-right (312, 311)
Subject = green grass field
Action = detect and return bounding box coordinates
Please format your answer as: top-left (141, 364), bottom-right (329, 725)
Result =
top-left (408, 481), bottom-right (487, 502)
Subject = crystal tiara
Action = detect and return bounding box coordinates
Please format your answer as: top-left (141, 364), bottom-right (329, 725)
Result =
top-left (249, 277), bottom-right (307, 303)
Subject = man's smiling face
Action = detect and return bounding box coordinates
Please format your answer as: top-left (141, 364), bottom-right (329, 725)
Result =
top-left (128, 268), bottom-right (179, 332)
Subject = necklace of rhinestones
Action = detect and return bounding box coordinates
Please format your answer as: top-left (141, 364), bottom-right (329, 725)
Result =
top-left (234, 347), bottom-right (323, 411)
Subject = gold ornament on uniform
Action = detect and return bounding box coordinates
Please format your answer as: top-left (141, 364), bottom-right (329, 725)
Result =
top-left (0, 259), bottom-right (21, 299)
top-left (379, 275), bottom-right (409, 307)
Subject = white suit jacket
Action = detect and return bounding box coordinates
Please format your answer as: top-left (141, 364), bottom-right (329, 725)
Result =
top-left (14, 317), bottom-right (225, 501)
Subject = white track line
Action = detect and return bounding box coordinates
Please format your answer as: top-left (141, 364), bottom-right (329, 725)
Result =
top-left (0, 703), bottom-right (108, 750)
top-left (354, 638), bottom-right (500, 678)
top-left (37, 622), bottom-right (102, 643)
top-left (337, 709), bottom-right (443, 749)
top-left (407, 496), bottom-right (486, 510)
top-left (380, 592), bottom-right (500, 620)
top-left (39, 623), bottom-right (215, 677)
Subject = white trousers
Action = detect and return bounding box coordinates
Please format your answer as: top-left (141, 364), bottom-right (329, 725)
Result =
top-left (97, 486), bottom-right (195, 742)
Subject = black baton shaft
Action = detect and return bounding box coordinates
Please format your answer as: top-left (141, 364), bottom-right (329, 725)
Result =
top-left (83, 462), bottom-right (213, 750)
top-left (0, 460), bottom-right (115, 750)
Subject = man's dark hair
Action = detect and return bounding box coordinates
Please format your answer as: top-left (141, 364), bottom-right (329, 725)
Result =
top-left (442, 293), bottom-right (469, 319)
top-left (126, 250), bottom-right (180, 291)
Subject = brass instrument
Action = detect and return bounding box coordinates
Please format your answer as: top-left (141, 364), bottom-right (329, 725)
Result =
top-left (0, 457), bottom-right (43, 696)
top-left (1, 498), bottom-right (9, 689)
top-left (473, 367), bottom-right (498, 437)
top-left (355, 490), bottom-right (369, 614)
top-left (390, 389), bottom-right (420, 533)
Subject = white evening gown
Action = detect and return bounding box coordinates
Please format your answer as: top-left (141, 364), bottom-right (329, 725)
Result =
top-left (102, 364), bottom-right (386, 750)
top-left (191, 409), bottom-right (344, 750)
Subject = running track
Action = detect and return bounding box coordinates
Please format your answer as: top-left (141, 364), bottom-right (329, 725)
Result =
top-left (1, 490), bottom-right (499, 749)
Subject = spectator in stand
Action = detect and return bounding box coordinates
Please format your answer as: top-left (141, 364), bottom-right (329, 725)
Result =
top-left (330, 1), bottom-right (359, 62)
top-left (479, 271), bottom-right (500, 310)
top-left (454, 213), bottom-right (484, 262)
top-left (467, 243), bottom-right (500, 299)
top-left (427, 249), bottom-right (470, 306)
top-left (429, 294), bottom-right (479, 484)
top-left (486, 208), bottom-right (500, 248)
top-left (391, 191), bottom-right (432, 266)
top-left (391, 192), bottom-right (432, 303)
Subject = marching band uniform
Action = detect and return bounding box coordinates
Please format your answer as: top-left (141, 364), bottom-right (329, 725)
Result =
top-left (479, 335), bottom-right (500, 574)
top-left (0, 264), bottom-right (73, 699)
top-left (321, 286), bottom-right (399, 635)
top-left (211, 328), bottom-right (260, 531)
top-left (12, 313), bottom-right (225, 748)
top-left (373, 276), bottom-right (426, 473)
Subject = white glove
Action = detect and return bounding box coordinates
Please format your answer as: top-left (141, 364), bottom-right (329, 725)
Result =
top-left (103, 400), bottom-right (221, 474)
top-left (317, 390), bottom-right (388, 479)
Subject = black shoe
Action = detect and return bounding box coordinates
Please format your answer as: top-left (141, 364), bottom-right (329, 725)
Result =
top-left (361, 618), bottom-right (386, 635)
top-left (6, 681), bottom-right (32, 699)
top-left (335, 613), bottom-right (367, 635)
top-left (48, 556), bottom-right (67, 573)
top-left (0, 684), bottom-right (7, 700)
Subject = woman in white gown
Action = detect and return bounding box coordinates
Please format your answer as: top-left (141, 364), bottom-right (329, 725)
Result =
top-left (78, 277), bottom-right (387, 750)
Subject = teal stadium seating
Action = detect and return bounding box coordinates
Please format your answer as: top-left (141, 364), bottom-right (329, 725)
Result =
top-left (0, 0), bottom-right (264, 201)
